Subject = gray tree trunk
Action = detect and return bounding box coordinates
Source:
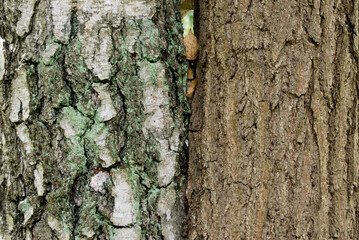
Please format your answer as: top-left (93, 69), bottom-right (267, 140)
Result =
top-left (0, 0), bottom-right (188, 239)
top-left (188, 1), bottom-right (359, 239)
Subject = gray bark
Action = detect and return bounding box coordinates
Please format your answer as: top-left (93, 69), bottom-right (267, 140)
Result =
top-left (0, 0), bottom-right (188, 239)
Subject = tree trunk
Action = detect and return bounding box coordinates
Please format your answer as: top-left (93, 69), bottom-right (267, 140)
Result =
top-left (188, 1), bottom-right (359, 239)
top-left (0, 0), bottom-right (188, 239)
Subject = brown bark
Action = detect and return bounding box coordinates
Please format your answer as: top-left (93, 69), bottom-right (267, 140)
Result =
top-left (188, 1), bottom-right (359, 239)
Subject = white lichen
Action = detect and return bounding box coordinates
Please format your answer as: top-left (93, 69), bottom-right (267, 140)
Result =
top-left (59, 118), bottom-right (76, 139)
top-left (10, 68), bottom-right (30, 122)
top-left (141, 64), bottom-right (170, 138)
top-left (18, 199), bottom-right (34, 225)
top-left (157, 188), bottom-right (178, 240)
top-left (123, 0), bottom-right (155, 17)
top-left (51, 0), bottom-right (72, 43)
top-left (6, 215), bottom-right (14, 232)
top-left (111, 169), bottom-right (136, 226)
top-left (77, 0), bottom-right (155, 22)
top-left (82, 229), bottom-right (95, 238)
top-left (77, 26), bottom-right (112, 81)
top-left (76, 0), bottom-right (155, 80)
top-left (93, 28), bottom-right (112, 80)
top-left (93, 130), bottom-right (115, 167)
top-left (125, 29), bottom-right (141, 53)
top-left (42, 43), bottom-right (60, 65)
top-left (34, 163), bottom-right (45, 196)
top-left (16, 0), bottom-right (37, 36)
top-left (47, 215), bottom-right (71, 240)
top-left (16, 123), bottom-right (33, 155)
top-left (156, 140), bottom-right (179, 187)
top-left (25, 229), bottom-right (32, 240)
top-left (0, 37), bottom-right (5, 81)
top-left (23, 208), bottom-right (33, 225)
top-left (90, 171), bottom-right (110, 192)
top-left (114, 226), bottom-right (141, 240)
top-left (93, 84), bottom-right (117, 121)
top-left (140, 62), bottom-right (179, 186)
top-left (169, 129), bottom-right (180, 152)
top-left (0, 230), bottom-right (11, 240)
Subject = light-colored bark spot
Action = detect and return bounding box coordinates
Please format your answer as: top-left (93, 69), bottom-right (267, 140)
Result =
top-left (77, 0), bottom-right (155, 20)
top-left (82, 229), bottom-right (95, 238)
top-left (98, 148), bottom-right (114, 167)
top-left (25, 229), bottom-right (32, 240)
top-left (169, 129), bottom-right (180, 151)
top-left (0, 37), bottom-right (5, 81)
top-left (93, 28), bottom-right (112, 80)
top-left (5, 173), bottom-right (11, 190)
top-left (59, 107), bottom-right (91, 169)
top-left (93, 84), bottom-right (117, 121)
top-left (90, 171), bottom-right (109, 192)
top-left (16, 123), bottom-right (33, 155)
top-left (15, 0), bottom-right (37, 36)
top-left (125, 29), bottom-right (141, 53)
top-left (47, 215), bottom-right (71, 240)
top-left (10, 68), bottom-right (30, 122)
top-left (6, 215), bottom-right (14, 232)
top-left (114, 226), bottom-right (141, 239)
top-left (85, 123), bottom-right (117, 167)
top-left (143, 107), bottom-right (169, 138)
top-left (123, 0), bottom-right (155, 17)
top-left (141, 62), bottom-right (179, 186)
top-left (76, 0), bottom-right (155, 80)
top-left (94, 130), bottom-right (115, 167)
top-left (0, 230), bottom-right (12, 240)
top-left (18, 199), bottom-right (34, 225)
top-left (157, 188), bottom-right (179, 240)
top-left (59, 118), bottom-right (76, 138)
top-left (42, 43), bottom-right (60, 65)
top-left (141, 62), bottom-right (171, 139)
top-left (157, 140), bottom-right (177, 186)
top-left (78, 26), bottom-right (112, 81)
top-left (111, 169), bottom-right (136, 226)
top-left (34, 163), bottom-right (45, 196)
top-left (51, 0), bottom-right (72, 43)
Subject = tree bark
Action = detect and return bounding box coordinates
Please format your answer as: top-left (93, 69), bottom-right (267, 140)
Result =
top-left (188, 1), bottom-right (359, 239)
top-left (0, 0), bottom-right (188, 239)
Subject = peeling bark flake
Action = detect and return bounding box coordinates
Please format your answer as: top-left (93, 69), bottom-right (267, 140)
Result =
top-left (93, 84), bottom-right (117, 121)
top-left (34, 163), bottom-right (45, 196)
top-left (16, 0), bottom-right (37, 36)
top-left (111, 169), bottom-right (137, 226)
top-left (0, 37), bottom-right (5, 81)
top-left (10, 68), bottom-right (30, 122)
top-left (51, 0), bottom-right (72, 43)
top-left (16, 123), bottom-right (33, 156)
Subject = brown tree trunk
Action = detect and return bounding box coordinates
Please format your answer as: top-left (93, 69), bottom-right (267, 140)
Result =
top-left (0, 0), bottom-right (188, 239)
top-left (188, 1), bottom-right (359, 239)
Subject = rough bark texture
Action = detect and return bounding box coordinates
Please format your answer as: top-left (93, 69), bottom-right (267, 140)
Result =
top-left (0, 0), bottom-right (188, 239)
top-left (188, 1), bottom-right (359, 239)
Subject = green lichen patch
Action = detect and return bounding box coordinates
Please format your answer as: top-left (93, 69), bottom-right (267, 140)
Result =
top-left (60, 107), bottom-right (91, 138)
top-left (85, 122), bottom-right (119, 167)
top-left (59, 107), bottom-right (91, 174)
